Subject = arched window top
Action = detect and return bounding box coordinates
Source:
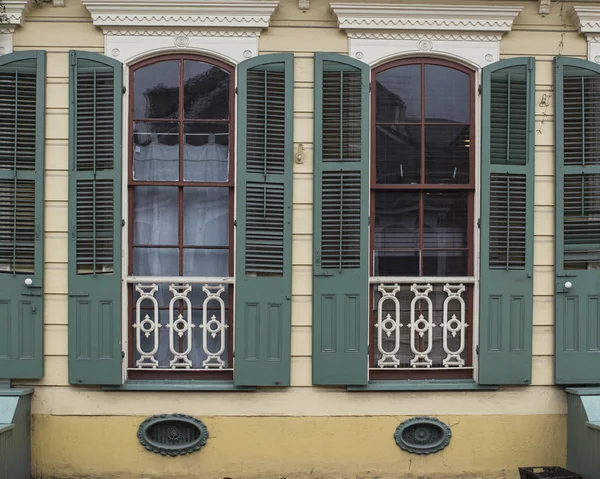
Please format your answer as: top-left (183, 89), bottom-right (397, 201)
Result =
top-left (374, 58), bottom-right (473, 127)
top-left (131, 55), bottom-right (233, 123)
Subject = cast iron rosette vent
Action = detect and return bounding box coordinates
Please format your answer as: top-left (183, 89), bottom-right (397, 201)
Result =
top-left (138, 414), bottom-right (208, 456)
top-left (394, 417), bottom-right (451, 455)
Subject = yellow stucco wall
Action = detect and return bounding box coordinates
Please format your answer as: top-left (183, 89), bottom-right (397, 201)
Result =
top-left (4, 0), bottom-right (592, 477)
top-left (32, 415), bottom-right (566, 479)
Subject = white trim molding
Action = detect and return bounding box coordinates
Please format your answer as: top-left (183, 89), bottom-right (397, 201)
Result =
top-left (80, 0), bottom-right (280, 64)
top-left (570, 6), bottom-right (600, 62)
top-left (0, 0), bottom-right (32, 55)
top-left (329, 3), bottom-right (523, 68)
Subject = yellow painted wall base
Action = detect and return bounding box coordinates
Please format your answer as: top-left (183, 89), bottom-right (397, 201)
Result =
top-left (32, 415), bottom-right (565, 479)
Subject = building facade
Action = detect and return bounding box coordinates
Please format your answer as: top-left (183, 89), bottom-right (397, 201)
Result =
top-left (1, 0), bottom-right (599, 477)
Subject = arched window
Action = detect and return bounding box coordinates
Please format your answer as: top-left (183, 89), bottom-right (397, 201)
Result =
top-left (370, 58), bottom-right (475, 379)
top-left (128, 55), bottom-right (235, 379)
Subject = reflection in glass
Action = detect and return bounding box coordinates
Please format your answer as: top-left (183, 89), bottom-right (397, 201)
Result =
top-left (133, 61), bottom-right (180, 119)
top-left (422, 192), bottom-right (468, 249)
top-left (133, 122), bottom-right (180, 181)
top-left (183, 249), bottom-right (229, 277)
top-left (424, 65), bottom-right (470, 123)
top-left (183, 188), bottom-right (229, 245)
top-left (134, 186), bottom-right (179, 245)
top-left (184, 61), bottom-right (230, 120)
top-left (423, 251), bottom-right (468, 276)
top-left (184, 123), bottom-right (229, 182)
top-left (376, 65), bottom-right (421, 123)
top-left (376, 125), bottom-right (421, 184)
top-left (424, 126), bottom-right (470, 184)
top-left (374, 192), bottom-right (420, 276)
top-left (133, 248), bottom-right (179, 276)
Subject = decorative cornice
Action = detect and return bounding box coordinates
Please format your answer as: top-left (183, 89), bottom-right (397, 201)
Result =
top-left (570, 6), bottom-right (600, 35)
top-left (330, 3), bottom-right (523, 33)
top-left (348, 32), bottom-right (501, 42)
top-left (103, 28), bottom-right (259, 38)
top-left (80, 1), bottom-right (280, 31)
top-left (2, 0), bottom-right (32, 26)
top-left (539, 0), bottom-right (551, 16)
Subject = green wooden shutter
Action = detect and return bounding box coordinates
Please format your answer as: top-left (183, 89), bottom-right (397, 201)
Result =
top-left (479, 57), bottom-right (535, 385)
top-left (234, 54), bottom-right (294, 387)
top-left (0, 51), bottom-right (46, 380)
top-left (68, 51), bottom-right (123, 385)
top-left (555, 57), bottom-right (600, 384)
top-left (312, 53), bottom-right (369, 386)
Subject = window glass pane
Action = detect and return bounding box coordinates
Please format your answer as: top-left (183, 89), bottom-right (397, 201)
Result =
top-left (133, 122), bottom-right (180, 181)
top-left (184, 61), bottom-right (230, 120)
top-left (376, 65), bottom-right (421, 123)
top-left (134, 186), bottom-right (178, 245)
top-left (133, 248), bottom-right (179, 276)
top-left (424, 126), bottom-right (470, 184)
top-left (423, 192), bottom-right (468, 249)
top-left (183, 187), bottom-right (229, 245)
top-left (374, 191), bottom-right (420, 276)
top-left (134, 60), bottom-right (180, 119)
top-left (183, 249), bottom-right (229, 277)
top-left (375, 125), bottom-right (421, 184)
top-left (423, 250), bottom-right (468, 276)
top-left (184, 123), bottom-right (229, 182)
top-left (424, 65), bottom-right (470, 124)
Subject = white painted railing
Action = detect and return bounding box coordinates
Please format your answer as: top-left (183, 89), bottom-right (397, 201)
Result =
top-left (370, 277), bottom-right (475, 370)
top-left (126, 276), bottom-right (233, 370)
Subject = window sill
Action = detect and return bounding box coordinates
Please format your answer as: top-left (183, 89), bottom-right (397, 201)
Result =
top-left (102, 381), bottom-right (256, 392)
top-left (0, 424), bottom-right (15, 434)
top-left (347, 380), bottom-right (498, 392)
top-left (0, 388), bottom-right (34, 397)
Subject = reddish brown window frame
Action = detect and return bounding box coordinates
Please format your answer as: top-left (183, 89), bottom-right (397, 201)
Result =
top-left (369, 58), bottom-right (475, 380)
top-left (127, 54), bottom-right (235, 380)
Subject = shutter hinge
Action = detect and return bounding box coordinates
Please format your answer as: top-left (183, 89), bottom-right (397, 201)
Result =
top-left (476, 345), bottom-right (480, 355)
top-left (235, 87), bottom-right (238, 95)
top-left (477, 218), bottom-right (481, 228)
top-left (121, 219), bottom-right (126, 227)
top-left (478, 84), bottom-right (483, 95)
top-left (233, 219), bottom-right (237, 227)
top-left (121, 351), bottom-right (125, 359)
top-left (369, 82), bottom-right (372, 92)
top-left (122, 86), bottom-right (127, 95)
top-left (368, 215), bottom-right (370, 226)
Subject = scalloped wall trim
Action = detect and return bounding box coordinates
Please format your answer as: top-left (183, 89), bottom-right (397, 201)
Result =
top-left (2, 0), bottom-right (30, 26)
top-left (348, 32), bottom-right (502, 42)
top-left (330, 3), bottom-right (523, 33)
top-left (103, 29), bottom-right (260, 38)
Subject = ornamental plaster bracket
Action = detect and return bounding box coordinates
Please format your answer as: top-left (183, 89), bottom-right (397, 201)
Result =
top-left (299, 0), bottom-right (309, 12)
top-left (539, 0), bottom-right (551, 16)
top-left (80, 0), bottom-right (280, 65)
top-left (569, 6), bottom-right (600, 63)
top-left (0, 0), bottom-right (31, 55)
top-left (329, 3), bottom-right (523, 69)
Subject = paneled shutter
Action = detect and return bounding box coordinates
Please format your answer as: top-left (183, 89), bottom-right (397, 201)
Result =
top-left (68, 51), bottom-right (123, 385)
top-left (234, 54), bottom-right (294, 387)
top-left (555, 57), bottom-right (600, 384)
top-left (479, 58), bottom-right (535, 385)
top-left (312, 53), bottom-right (369, 386)
top-left (0, 51), bottom-right (45, 379)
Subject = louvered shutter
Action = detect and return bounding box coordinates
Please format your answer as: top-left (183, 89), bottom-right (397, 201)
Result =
top-left (312, 53), bottom-right (369, 386)
top-left (0, 51), bottom-right (45, 380)
top-left (479, 58), bottom-right (535, 385)
top-left (234, 54), bottom-right (293, 387)
top-left (554, 57), bottom-right (600, 384)
top-left (68, 51), bottom-right (123, 385)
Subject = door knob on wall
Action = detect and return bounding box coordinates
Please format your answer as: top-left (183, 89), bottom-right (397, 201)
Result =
top-left (564, 281), bottom-right (572, 289)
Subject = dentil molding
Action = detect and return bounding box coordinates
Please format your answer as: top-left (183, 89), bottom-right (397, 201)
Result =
top-left (80, 0), bottom-right (280, 64)
top-left (330, 3), bottom-right (523, 68)
top-left (569, 6), bottom-right (600, 62)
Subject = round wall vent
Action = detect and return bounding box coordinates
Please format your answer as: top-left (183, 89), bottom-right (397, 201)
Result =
top-left (394, 417), bottom-right (452, 455)
top-left (137, 414), bottom-right (208, 456)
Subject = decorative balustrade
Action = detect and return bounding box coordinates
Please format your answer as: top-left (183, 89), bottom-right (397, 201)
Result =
top-left (370, 277), bottom-right (474, 370)
top-left (127, 276), bottom-right (233, 371)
